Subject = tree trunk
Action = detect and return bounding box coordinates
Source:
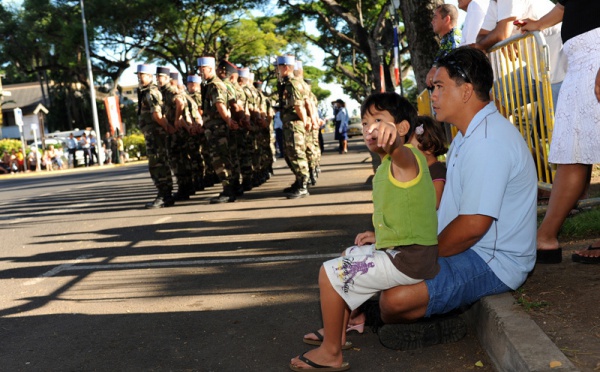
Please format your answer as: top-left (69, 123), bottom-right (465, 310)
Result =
top-left (400, 0), bottom-right (443, 92)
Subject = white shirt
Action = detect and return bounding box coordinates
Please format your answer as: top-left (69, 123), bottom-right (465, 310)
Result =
top-left (481, 0), bottom-right (566, 84)
top-left (461, 0), bottom-right (490, 45)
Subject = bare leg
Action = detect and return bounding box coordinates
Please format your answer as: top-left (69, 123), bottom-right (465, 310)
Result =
top-left (537, 164), bottom-right (592, 250)
top-left (379, 282), bottom-right (429, 324)
top-left (291, 266), bottom-right (346, 369)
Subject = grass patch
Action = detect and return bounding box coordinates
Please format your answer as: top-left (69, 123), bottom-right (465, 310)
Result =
top-left (538, 206), bottom-right (600, 241)
top-left (514, 288), bottom-right (549, 311)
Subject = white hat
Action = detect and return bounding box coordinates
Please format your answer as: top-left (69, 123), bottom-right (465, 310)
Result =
top-left (197, 57), bottom-right (215, 68)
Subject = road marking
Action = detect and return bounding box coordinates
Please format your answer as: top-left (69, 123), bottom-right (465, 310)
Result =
top-left (22, 253), bottom-right (338, 285)
top-left (65, 253), bottom-right (340, 271)
top-left (23, 254), bottom-right (93, 286)
top-left (153, 216), bottom-right (172, 225)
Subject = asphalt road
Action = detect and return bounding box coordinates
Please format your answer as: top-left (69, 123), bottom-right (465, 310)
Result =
top-left (0, 137), bottom-right (494, 371)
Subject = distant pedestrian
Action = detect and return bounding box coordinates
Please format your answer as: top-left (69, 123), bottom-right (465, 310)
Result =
top-left (89, 133), bottom-right (98, 165)
top-left (103, 132), bottom-right (113, 164)
top-left (80, 133), bottom-right (91, 167)
top-left (67, 133), bottom-right (78, 168)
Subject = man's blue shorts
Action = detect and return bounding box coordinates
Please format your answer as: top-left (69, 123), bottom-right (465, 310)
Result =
top-left (424, 249), bottom-right (511, 317)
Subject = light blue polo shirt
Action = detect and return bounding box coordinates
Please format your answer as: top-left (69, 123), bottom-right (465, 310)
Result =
top-left (437, 102), bottom-right (537, 290)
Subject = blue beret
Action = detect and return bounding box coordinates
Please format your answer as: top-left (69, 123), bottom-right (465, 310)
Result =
top-left (170, 72), bottom-right (179, 80)
top-left (187, 75), bottom-right (201, 83)
top-left (238, 68), bottom-right (250, 78)
top-left (156, 67), bottom-right (170, 76)
top-left (277, 55), bottom-right (295, 66)
top-left (197, 57), bottom-right (215, 67)
top-left (136, 64), bottom-right (154, 74)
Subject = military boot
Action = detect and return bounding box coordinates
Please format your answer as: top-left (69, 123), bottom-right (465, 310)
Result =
top-left (145, 193), bottom-right (175, 209)
top-left (283, 180), bottom-right (300, 194)
top-left (309, 167), bottom-right (317, 186)
top-left (242, 177), bottom-right (253, 192)
top-left (210, 185), bottom-right (236, 204)
top-left (287, 178), bottom-right (309, 199)
top-left (194, 175), bottom-right (205, 191)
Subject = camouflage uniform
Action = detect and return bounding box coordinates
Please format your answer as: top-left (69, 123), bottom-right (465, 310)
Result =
top-left (183, 91), bottom-right (205, 190)
top-left (201, 75), bottom-right (236, 195)
top-left (280, 75), bottom-right (310, 189)
top-left (138, 83), bottom-right (173, 201)
top-left (222, 79), bottom-right (242, 187)
top-left (161, 83), bottom-right (194, 199)
top-left (242, 83), bottom-right (261, 186)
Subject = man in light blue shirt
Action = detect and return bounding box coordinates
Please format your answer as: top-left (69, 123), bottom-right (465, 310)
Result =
top-left (66, 133), bottom-right (78, 168)
top-left (373, 47), bottom-right (537, 350)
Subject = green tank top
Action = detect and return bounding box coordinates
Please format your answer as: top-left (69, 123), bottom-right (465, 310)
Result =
top-left (372, 145), bottom-right (438, 249)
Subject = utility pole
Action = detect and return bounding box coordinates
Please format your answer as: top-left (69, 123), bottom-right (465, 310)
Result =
top-left (80, 0), bottom-right (102, 166)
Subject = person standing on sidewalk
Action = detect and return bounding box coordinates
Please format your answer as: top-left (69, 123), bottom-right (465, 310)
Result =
top-left (67, 133), bottom-right (78, 168)
top-left (517, 0), bottom-right (600, 264)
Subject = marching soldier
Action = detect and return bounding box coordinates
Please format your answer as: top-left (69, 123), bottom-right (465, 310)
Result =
top-left (136, 64), bottom-right (175, 209)
top-left (277, 55), bottom-right (310, 199)
top-left (186, 75), bottom-right (209, 191)
top-left (156, 67), bottom-right (193, 201)
top-left (198, 56), bottom-right (238, 204)
top-left (294, 61), bottom-right (320, 186)
top-left (217, 60), bottom-right (245, 194)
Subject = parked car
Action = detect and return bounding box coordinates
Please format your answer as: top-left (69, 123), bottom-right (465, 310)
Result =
top-left (348, 118), bottom-right (362, 138)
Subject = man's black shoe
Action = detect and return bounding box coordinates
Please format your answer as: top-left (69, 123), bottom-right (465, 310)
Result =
top-left (378, 314), bottom-right (467, 350)
top-left (209, 193), bottom-right (236, 204)
top-left (283, 181), bottom-right (299, 194)
top-left (145, 196), bottom-right (175, 209)
top-left (172, 191), bottom-right (190, 201)
top-left (287, 184), bottom-right (309, 199)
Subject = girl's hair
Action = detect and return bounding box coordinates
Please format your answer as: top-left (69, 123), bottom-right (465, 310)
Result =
top-left (361, 92), bottom-right (418, 142)
top-left (415, 115), bottom-right (448, 157)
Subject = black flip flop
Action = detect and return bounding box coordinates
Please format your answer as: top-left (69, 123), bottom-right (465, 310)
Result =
top-left (571, 245), bottom-right (600, 264)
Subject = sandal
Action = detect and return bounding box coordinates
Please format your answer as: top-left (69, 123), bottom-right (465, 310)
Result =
top-left (302, 331), bottom-right (353, 350)
top-left (571, 245), bottom-right (600, 264)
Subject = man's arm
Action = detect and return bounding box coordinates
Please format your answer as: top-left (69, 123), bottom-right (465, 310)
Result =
top-left (438, 214), bottom-right (494, 257)
top-left (474, 17), bottom-right (516, 51)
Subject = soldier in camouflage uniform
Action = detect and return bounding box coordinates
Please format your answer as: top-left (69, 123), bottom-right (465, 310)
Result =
top-left (252, 78), bottom-right (274, 185)
top-left (186, 75), bottom-right (208, 191)
top-left (239, 67), bottom-right (261, 191)
top-left (277, 55), bottom-right (310, 199)
top-left (294, 62), bottom-right (320, 186)
top-left (217, 60), bottom-right (245, 195)
top-left (156, 67), bottom-right (193, 201)
top-left (198, 56), bottom-right (238, 204)
top-left (136, 64), bottom-right (176, 209)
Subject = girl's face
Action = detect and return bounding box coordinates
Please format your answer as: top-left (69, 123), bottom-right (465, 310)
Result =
top-left (362, 106), bottom-right (397, 153)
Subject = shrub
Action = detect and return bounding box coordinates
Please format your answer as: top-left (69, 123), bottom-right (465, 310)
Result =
top-left (123, 133), bottom-right (146, 159)
top-left (0, 139), bottom-right (24, 156)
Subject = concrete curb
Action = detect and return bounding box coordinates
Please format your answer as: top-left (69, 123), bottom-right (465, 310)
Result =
top-left (464, 293), bottom-right (579, 372)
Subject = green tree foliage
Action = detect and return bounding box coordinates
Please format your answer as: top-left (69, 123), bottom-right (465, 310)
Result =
top-left (278, 0), bottom-right (442, 101)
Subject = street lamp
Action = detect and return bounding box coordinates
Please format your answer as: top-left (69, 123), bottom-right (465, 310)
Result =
top-left (80, 0), bottom-right (102, 166)
top-left (377, 45), bottom-right (385, 93)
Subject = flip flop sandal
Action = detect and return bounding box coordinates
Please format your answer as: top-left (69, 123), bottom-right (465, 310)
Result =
top-left (302, 331), bottom-right (353, 350)
top-left (571, 245), bottom-right (600, 264)
top-left (289, 352), bottom-right (350, 371)
top-left (536, 248), bottom-right (562, 264)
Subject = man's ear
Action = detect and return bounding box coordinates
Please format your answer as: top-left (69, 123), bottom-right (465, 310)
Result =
top-left (462, 83), bottom-right (474, 103)
top-left (396, 120), bottom-right (411, 137)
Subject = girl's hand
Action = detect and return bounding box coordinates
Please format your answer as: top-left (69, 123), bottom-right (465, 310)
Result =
top-left (355, 231), bottom-right (375, 246)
